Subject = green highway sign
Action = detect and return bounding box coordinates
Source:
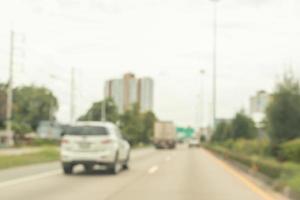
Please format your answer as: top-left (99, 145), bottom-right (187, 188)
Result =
top-left (176, 127), bottom-right (195, 138)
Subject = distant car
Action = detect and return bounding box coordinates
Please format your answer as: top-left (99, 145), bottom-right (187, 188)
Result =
top-left (188, 138), bottom-right (200, 148)
top-left (60, 121), bottom-right (130, 175)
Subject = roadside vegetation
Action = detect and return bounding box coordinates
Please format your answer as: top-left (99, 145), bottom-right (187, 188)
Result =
top-left (0, 84), bottom-right (58, 145)
top-left (0, 147), bottom-right (59, 170)
top-left (207, 73), bottom-right (300, 197)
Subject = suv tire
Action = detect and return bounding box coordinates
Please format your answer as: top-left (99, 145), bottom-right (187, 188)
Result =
top-left (63, 163), bottom-right (73, 175)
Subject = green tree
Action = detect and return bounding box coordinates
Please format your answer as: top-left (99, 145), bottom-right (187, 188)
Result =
top-left (140, 111), bottom-right (157, 144)
top-left (13, 86), bottom-right (58, 131)
top-left (231, 111), bottom-right (257, 140)
top-left (200, 134), bottom-right (207, 143)
top-left (79, 100), bottom-right (158, 145)
top-left (212, 121), bottom-right (232, 142)
top-left (119, 104), bottom-right (144, 145)
top-left (266, 73), bottom-right (300, 150)
top-left (78, 98), bottom-right (119, 123)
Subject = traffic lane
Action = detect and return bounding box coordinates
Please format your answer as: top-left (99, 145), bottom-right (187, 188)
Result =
top-left (109, 147), bottom-right (273, 200)
top-left (0, 148), bottom-right (173, 200)
top-left (0, 147), bottom-right (155, 183)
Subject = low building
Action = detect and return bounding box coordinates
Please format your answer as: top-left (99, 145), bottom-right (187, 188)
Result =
top-left (250, 90), bottom-right (272, 115)
top-left (36, 121), bottom-right (63, 139)
top-left (249, 90), bottom-right (272, 138)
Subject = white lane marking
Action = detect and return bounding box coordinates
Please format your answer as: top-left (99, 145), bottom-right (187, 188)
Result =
top-left (0, 169), bottom-right (61, 189)
top-left (165, 156), bottom-right (171, 161)
top-left (148, 165), bottom-right (159, 174)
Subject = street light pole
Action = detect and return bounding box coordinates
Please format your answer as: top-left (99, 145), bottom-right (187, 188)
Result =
top-left (101, 85), bottom-right (106, 122)
top-left (211, 0), bottom-right (219, 132)
top-left (101, 98), bottom-right (106, 122)
top-left (70, 67), bottom-right (75, 124)
top-left (6, 30), bottom-right (14, 146)
top-left (200, 70), bottom-right (206, 129)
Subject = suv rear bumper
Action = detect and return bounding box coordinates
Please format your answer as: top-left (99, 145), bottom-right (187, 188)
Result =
top-left (62, 160), bottom-right (114, 166)
top-left (61, 150), bottom-right (115, 164)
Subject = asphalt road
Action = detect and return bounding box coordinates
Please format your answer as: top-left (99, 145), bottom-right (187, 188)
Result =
top-left (0, 146), bottom-right (286, 200)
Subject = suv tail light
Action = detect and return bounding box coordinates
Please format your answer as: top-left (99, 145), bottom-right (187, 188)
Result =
top-left (61, 139), bottom-right (69, 144)
top-left (101, 139), bottom-right (112, 144)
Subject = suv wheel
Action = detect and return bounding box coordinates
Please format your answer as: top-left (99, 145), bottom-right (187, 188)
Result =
top-left (63, 163), bottom-right (73, 175)
top-left (108, 152), bottom-right (121, 175)
top-left (84, 165), bottom-right (93, 173)
top-left (122, 152), bottom-right (130, 170)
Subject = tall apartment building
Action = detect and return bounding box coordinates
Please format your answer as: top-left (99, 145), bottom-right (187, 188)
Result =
top-left (138, 78), bottom-right (154, 113)
top-left (105, 73), bottom-right (153, 114)
top-left (105, 79), bottom-right (124, 114)
top-left (123, 73), bottom-right (138, 111)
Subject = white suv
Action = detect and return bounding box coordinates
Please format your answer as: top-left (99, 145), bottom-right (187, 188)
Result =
top-left (60, 121), bottom-right (130, 175)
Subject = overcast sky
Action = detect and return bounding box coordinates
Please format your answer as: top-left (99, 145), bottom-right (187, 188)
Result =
top-left (0, 0), bottom-right (299, 127)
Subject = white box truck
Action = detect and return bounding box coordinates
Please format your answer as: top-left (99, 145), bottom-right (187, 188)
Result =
top-left (154, 121), bottom-right (176, 149)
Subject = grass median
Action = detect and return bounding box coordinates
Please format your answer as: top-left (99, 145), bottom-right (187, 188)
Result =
top-left (0, 147), bottom-right (59, 170)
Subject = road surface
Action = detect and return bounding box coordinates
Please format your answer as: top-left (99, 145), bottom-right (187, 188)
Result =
top-left (0, 146), bottom-right (285, 200)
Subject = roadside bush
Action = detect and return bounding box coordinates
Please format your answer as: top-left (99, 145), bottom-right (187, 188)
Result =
top-left (31, 138), bottom-right (59, 146)
top-left (280, 139), bottom-right (300, 162)
top-left (286, 173), bottom-right (300, 193)
top-left (206, 145), bottom-right (253, 170)
top-left (0, 147), bottom-right (59, 170)
top-left (222, 139), bottom-right (234, 149)
top-left (206, 145), bottom-right (299, 179)
top-left (254, 157), bottom-right (284, 179)
top-left (229, 139), bottom-right (271, 157)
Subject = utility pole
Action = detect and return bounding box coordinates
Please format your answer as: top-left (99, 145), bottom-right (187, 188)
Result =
top-left (211, 0), bottom-right (219, 132)
top-left (70, 67), bottom-right (75, 124)
top-left (6, 30), bottom-right (15, 146)
top-left (101, 88), bottom-right (106, 122)
top-left (200, 70), bottom-right (206, 129)
top-left (49, 98), bottom-right (53, 122)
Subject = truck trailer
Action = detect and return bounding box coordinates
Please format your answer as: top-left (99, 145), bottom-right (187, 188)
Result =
top-left (153, 121), bottom-right (176, 149)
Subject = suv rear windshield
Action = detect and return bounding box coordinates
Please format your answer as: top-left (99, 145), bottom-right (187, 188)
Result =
top-left (66, 126), bottom-right (108, 136)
